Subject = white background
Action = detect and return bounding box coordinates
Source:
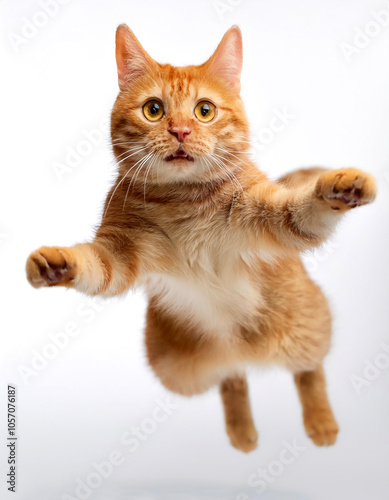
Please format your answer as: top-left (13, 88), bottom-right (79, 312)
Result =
top-left (1, 0), bottom-right (389, 499)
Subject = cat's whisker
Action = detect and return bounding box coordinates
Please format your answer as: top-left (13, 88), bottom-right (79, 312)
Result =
top-left (214, 150), bottom-right (263, 183)
top-left (232, 133), bottom-right (252, 139)
top-left (104, 142), bottom-right (143, 152)
top-left (112, 143), bottom-right (146, 149)
top-left (229, 134), bottom-right (252, 140)
top-left (208, 153), bottom-right (244, 195)
top-left (229, 136), bottom-right (253, 146)
top-left (111, 143), bottom-right (146, 149)
top-left (212, 152), bottom-right (244, 174)
top-left (115, 145), bottom-right (147, 159)
top-left (199, 157), bottom-right (208, 175)
top-left (130, 153), bottom-right (152, 188)
top-left (114, 146), bottom-right (145, 155)
top-left (104, 152), bottom-right (152, 217)
top-left (208, 154), bottom-right (236, 186)
top-left (123, 152), bottom-right (153, 211)
top-left (212, 152), bottom-right (245, 174)
top-left (215, 146), bottom-right (250, 157)
top-left (104, 171), bottom-right (131, 218)
top-left (215, 148), bottom-right (246, 154)
top-left (200, 156), bottom-right (213, 181)
top-left (111, 141), bottom-right (147, 151)
top-left (120, 161), bottom-right (147, 213)
top-left (198, 157), bottom-right (208, 179)
top-left (153, 152), bottom-right (161, 185)
top-left (111, 138), bottom-right (145, 144)
top-left (130, 152), bottom-right (152, 189)
top-left (143, 152), bottom-right (160, 203)
top-left (116, 147), bottom-right (149, 166)
top-left (129, 154), bottom-right (152, 200)
top-left (213, 151), bottom-right (249, 174)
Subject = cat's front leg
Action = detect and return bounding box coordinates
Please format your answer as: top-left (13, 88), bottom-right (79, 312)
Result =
top-left (232, 167), bottom-right (376, 254)
top-left (26, 240), bottom-right (138, 297)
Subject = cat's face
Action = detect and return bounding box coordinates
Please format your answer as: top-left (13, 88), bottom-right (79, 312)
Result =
top-left (111, 25), bottom-right (249, 185)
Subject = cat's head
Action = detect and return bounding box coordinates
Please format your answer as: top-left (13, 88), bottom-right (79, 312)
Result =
top-left (111, 25), bottom-right (249, 185)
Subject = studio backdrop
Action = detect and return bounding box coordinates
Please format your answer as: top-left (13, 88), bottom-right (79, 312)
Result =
top-left (1, 1), bottom-right (388, 499)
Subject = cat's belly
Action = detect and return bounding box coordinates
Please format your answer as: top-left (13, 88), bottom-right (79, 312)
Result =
top-left (143, 269), bottom-right (262, 339)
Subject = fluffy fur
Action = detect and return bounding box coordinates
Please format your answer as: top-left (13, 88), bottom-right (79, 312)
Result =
top-left (26, 25), bottom-right (376, 452)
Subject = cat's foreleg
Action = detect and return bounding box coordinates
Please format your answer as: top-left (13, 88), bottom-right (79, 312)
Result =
top-left (294, 365), bottom-right (339, 446)
top-left (220, 375), bottom-right (258, 453)
top-left (26, 234), bottom-right (139, 297)
top-left (232, 167), bottom-right (376, 253)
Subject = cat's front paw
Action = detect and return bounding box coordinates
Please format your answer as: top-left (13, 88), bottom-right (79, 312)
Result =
top-left (316, 168), bottom-right (376, 210)
top-left (26, 246), bottom-right (77, 288)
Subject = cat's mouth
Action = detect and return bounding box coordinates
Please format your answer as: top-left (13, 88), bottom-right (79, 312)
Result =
top-left (165, 146), bottom-right (194, 163)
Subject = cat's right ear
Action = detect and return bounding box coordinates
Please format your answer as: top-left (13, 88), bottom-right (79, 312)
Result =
top-left (115, 25), bottom-right (154, 90)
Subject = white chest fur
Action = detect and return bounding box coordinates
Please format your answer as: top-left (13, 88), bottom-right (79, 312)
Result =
top-left (144, 251), bottom-right (262, 339)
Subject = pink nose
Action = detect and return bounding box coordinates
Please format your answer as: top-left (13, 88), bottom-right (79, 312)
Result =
top-left (168, 126), bottom-right (191, 143)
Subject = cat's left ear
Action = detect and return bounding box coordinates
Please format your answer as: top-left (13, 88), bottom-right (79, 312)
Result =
top-left (205, 26), bottom-right (243, 93)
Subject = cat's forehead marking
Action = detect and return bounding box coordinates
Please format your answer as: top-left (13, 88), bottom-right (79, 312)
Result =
top-left (151, 66), bottom-right (226, 110)
top-left (166, 67), bottom-right (192, 100)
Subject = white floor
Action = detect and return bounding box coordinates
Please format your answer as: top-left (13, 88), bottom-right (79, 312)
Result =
top-left (1, 1), bottom-right (389, 499)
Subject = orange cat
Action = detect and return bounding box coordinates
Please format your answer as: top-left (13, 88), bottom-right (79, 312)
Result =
top-left (26, 25), bottom-right (376, 452)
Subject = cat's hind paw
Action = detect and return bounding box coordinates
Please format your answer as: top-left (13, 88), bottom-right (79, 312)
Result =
top-left (226, 420), bottom-right (258, 453)
top-left (304, 408), bottom-right (339, 447)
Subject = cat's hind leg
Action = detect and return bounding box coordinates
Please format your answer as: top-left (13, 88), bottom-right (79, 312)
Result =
top-left (145, 303), bottom-right (224, 396)
top-left (145, 305), bottom-right (258, 452)
top-left (294, 365), bottom-right (339, 446)
top-left (220, 375), bottom-right (258, 453)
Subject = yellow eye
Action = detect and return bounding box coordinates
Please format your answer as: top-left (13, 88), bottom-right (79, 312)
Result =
top-left (194, 101), bottom-right (216, 123)
top-left (143, 100), bottom-right (164, 121)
